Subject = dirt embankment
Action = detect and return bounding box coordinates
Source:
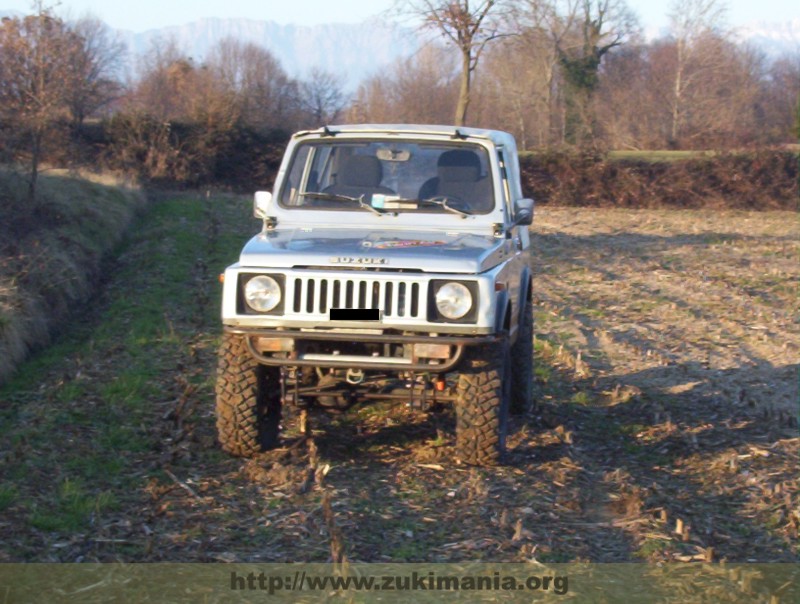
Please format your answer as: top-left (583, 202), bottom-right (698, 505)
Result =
top-left (0, 171), bottom-right (144, 384)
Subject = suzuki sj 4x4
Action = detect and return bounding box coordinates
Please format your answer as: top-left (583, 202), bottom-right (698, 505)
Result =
top-left (216, 124), bottom-right (533, 465)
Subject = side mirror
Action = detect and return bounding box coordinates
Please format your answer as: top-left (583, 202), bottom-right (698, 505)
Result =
top-left (254, 191), bottom-right (273, 219)
top-left (513, 198), bottom-right (534, 226)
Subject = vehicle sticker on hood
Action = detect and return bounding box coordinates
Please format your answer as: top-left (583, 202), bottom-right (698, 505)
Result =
top-left (330, 257), bottom-right (389, 265)
top-left (363, 240), bottom-right (447, 249)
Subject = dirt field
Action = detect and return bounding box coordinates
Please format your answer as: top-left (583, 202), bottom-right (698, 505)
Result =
top-left (0, 198), bottom-right (796, 565)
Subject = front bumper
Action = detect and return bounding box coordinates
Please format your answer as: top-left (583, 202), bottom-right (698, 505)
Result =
top-left (224, 326), bottom-right (504, 373)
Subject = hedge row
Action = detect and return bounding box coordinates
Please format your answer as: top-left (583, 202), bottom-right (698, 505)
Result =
top-left (519, 150), bottom-right (798, 210)
top-left (58, 122), bottom-right (800, 210)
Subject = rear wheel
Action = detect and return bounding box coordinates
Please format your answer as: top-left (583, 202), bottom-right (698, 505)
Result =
top-left (454, 340), bottom-right (510, 465)
top-left (215, 333), bottom-right (281, 456)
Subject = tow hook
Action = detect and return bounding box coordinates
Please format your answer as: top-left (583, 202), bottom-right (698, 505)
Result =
top-left (346, 369), bottom-right (365, 385)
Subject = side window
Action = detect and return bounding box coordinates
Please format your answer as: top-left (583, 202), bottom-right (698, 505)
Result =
top-left (281, 146), bottom-right (311, 206)
top-left (310, 146), bottom-right (333, 191)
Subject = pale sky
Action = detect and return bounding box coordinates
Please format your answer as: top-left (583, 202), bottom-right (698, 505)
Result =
top-left (1, 0), bottom-right (797, 32)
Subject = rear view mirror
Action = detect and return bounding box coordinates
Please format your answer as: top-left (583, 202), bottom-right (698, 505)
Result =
top-left (514, 198), bottom-right (534, 226)
top-left (377, 148), bottom-right (411, 162)
top-left (254, 191), bottom-right (273, 219)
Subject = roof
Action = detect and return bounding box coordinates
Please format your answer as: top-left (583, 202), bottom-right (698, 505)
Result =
top-left (294, 123), bottom-right (518, 149)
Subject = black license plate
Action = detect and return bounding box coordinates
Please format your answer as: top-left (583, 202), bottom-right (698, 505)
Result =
top-left (330, 308), bottom-right (380, 321)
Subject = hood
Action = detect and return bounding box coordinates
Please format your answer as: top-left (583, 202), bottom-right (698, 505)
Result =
top-left (238, 227), bottom-right (508, 273)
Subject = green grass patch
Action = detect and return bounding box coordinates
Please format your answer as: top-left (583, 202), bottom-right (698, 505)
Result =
top-left (65, 454), bottom-right (126, 482)
top-left (607, 150), bottom-right (716, 162)
top-left (636, 538), bottom-right (673, 559)
top-left (534, 365), bottom-right (551, 383)
top-left (0, 193), bottom-right (255, 553)
top-left (0, 484), bottom-right (17, 511)
top-left (28, 479), bottom-right (118, 533)
top-left (570, 391), bottom-right (592, 406)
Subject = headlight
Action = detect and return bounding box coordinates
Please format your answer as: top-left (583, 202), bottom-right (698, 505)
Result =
top-left (244, 275), bottom-right (282, 312)
top-left (435, 282), bottom-right (473, 319)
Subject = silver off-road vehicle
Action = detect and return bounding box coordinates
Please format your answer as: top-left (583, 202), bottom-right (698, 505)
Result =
top-left (216, 124), bottom-right (533, 465)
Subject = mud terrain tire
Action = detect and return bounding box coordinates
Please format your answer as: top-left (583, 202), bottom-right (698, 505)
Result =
top-left (510, 294), bottom-right (534, 414)
top-left (454, 340), bottom-right (510, 465)
top-left (216, 333), bottom-right (281, 456)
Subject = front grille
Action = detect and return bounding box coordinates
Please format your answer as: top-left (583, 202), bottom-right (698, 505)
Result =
top-left (289, 275), bottom-right (427, 320)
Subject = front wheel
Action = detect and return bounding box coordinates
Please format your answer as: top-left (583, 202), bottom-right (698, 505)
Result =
top-left (454, 340), bottom-right (510, 465)
top-left (215, 333), bottom-right (282, 457)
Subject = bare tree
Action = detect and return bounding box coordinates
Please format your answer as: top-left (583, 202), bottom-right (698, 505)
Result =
top-left (593, 44), bottom-right (657, 149)
top-left (666, 0), bottom-right (729, 145)
top-left (206, 38), bottom-right (301, 132)
top-left (67, 17), bottom-right (126, 127)
top-left (132, 37), bottom-right (195, 120)
top-left (759, 52), bottom-right (800, 144)
top-left (299, 68), bottom-right (346, 126)
top-left (511, 0), bottom-right (638, 145)
top-left (555, 0), bottom-right (638, 144)
top-left (0, 6), bottom-right (86, 199)
top-left (349, 45), bottom-right (458, 124)
top-left (472, 30), bottom-right (556, 146)
top-left (394, 0), bottom-right (511, 125)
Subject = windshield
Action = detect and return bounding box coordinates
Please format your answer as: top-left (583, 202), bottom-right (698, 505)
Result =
top-left (278, 140), bottom-right (495, 215)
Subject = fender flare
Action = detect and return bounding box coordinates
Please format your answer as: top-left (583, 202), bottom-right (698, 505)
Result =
top-left (509, 268), bottom-right (533, 343)
top-left (494, 289), bottom-right (511, 335)
top-left (519, 268), bottom-right (533, 323)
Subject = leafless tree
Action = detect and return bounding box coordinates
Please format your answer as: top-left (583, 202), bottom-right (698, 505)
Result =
top-left (349, 45), bottom-right (458, 124)
top-left (665, 0), bottom-right (729, 145)
top-left (299, 68), bottom-right (346, 126)
top-left (593, 44), bottom-right (658, 149)
top-left (393, 0), bottom-right (512, 125)
top-left (758, 52), bottom-right (800, 144)
top-left (206, 38), bottom-right (301, 132)
top-left (0, 6), bottom-right (86, 198)
top-left (472, 30), bottom-right (557, 147)
top-left (132, 37), bottom-right (195, 120)
top-left (511, 0), bottom-right (638, 145)
top-left (67, 17), bottom-right (126, 127)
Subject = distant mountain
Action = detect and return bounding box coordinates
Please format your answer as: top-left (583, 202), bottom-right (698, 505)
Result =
top-left (735, 18), bottom-right (800, 57)
top-left (0, 11), bottom-right (423, 92)
top-left (2, 10), bottom-right (798, 92)
top-left (117, 17), bottom-right (424, 92)
top-left (116, 17), bottom-right (800, 89)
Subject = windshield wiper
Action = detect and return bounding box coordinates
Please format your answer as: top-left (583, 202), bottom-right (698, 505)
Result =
top-left (300, 192), bottom-right (386, 216)
top-left (399, 197), bottom-right (472, 218)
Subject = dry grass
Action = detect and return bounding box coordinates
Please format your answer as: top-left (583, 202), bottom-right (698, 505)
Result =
top-left (0, 169), bottom-right (144, 384)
